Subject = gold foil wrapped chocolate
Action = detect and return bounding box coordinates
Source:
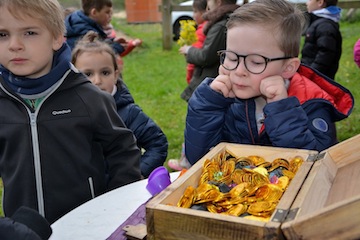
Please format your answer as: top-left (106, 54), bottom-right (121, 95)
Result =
top-left (177, 150), bottom-right (304, 222)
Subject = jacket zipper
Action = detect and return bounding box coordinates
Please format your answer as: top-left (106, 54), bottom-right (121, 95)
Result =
top-left (88, 177), bottom-right (95, 199)
top-left (0, 70), bottom-right (71, 218)
top-left (245, 100), bottom-right (256, 144)
top-left (30, 112), bottom-right (45, 216)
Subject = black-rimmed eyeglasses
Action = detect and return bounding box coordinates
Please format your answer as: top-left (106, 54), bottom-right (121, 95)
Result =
top-left (218, 50), bottom-right (294, 74)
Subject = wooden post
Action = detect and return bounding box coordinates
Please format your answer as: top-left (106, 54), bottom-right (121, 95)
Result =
top-left (161, 0), bottom-right (172, 50)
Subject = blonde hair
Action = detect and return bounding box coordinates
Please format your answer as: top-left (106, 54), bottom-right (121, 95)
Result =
top-left (71, 31), bottom-right (119, 72)
top-left (227, 0), bottom-right (305, 57)
top-left (0, 0), bottom-right (65, 38)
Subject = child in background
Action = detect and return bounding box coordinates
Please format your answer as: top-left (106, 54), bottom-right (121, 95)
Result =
top-left (101, 4), bottom-right (142, 58)
top-left (301, 0), bottom-right (342, 79)
top-left (0, 0), bottom-right (141, 224)
top-left (184, 0), bottom-right (354, 165)
top-left (72, 31), bottom-right (168, 178)
top-left (179, 0), bottom-right (239, 102)
top-left (65, 0), bottom-right (124, 53)
top-left (65, 0), bottom-right (142, 75)
top-left (185, 0), bottom-right (208, 84)
top-left (168, 0), bottom-right (207, 171)
top-left (65, 0), bottom-right (141, 56)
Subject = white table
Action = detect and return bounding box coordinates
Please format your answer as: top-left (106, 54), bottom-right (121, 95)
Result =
top-left (50, 171), bottom-right (180, 240)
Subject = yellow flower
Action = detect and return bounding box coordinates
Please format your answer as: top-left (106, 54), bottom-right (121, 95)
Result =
top-left (177, 20), bottom-right (198, 47)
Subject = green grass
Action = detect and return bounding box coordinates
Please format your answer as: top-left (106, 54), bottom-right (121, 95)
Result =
top-left (333, 21), bottom-right (360, 140)
top-left (116, 20), bottom-right (189, 161)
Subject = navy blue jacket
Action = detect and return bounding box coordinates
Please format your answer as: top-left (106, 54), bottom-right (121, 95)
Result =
top-left (114, 81), bottom-right (168, 177)
top-left (65, 10), bottom-right (124, 54)
top-left (185, 65), bottom-right (354, 165)
top-left (0, 206), bottom-right (52, 240)
top-left (0, 217), bottom-right (42, 240)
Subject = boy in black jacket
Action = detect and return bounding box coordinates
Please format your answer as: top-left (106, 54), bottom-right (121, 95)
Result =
top-left (301, 0), bottom-right (342, 79)
top-left (0, 0), bottom-right (141, 224)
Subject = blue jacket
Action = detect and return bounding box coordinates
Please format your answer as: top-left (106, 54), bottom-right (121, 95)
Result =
top-left (64, 10), bottom-right (124, 54)
top-left (185, 65), bottom-right (354, 165)
top-left (0, 206), bottom-right (51, 240)
top-left (114, 81), bottom-right (168, 177)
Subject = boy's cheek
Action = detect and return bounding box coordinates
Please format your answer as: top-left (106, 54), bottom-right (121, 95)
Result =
top-left (218, 65), bottom-right (230, 76)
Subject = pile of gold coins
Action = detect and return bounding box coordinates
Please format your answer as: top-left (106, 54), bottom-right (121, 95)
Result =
top-left (177, 150), bottom-right (304, 222)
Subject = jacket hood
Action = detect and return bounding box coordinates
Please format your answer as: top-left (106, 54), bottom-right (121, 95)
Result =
top-left (65, 10), bottom-right (106, 38)
top-left (0, 65), bottom-right (94, 108)
top-left (290, 65), bottom-right (354, 121)
top-left (312, 6), bottom-right (341, 22)
top-left (113, 81), bottom-right (134, 108)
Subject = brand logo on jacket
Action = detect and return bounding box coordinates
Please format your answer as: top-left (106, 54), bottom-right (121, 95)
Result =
top-left (312, 118), bottom-right (328, 132)
top-left (52, 109), bottom-right (72, 116)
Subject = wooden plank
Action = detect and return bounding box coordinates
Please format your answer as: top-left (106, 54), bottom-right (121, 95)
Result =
top-left (325, 159), bottom-right (360, 206)
top-left (161, 0), bottom-right (172, 50)
top-left (273, 161), bottom-right (313, 216)
top-left (287, 157), bottom-right (335, 217)
top-left (338, 0), bottom-right (360, 9)
top-left (282, 134), bottom-right (360, 239)
top-left (282, 195), bottom-right (360, 240)
top-left (325, 133), bottom-right (360, 168)
top-left (151, 205), bottom-right (267, 240)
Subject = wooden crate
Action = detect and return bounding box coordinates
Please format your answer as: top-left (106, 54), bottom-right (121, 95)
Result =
top-left (281, 134), bottom-right (360, 240)
top-left (146, 134), bottom-right (360, 240)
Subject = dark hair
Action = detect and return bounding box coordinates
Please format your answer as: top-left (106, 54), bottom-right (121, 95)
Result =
top-left (82, 0), bottom-right (112, 15)
top-left (324, 0), bottom-right (338, 7)
top-left (222, 0), bottom-right (237, 5)
top-left (193, 0), bottom-right (207, 12)
top-left (64, 7), bottom-right (77, 17)
top-left (71, 31), bottom-right (119, 72)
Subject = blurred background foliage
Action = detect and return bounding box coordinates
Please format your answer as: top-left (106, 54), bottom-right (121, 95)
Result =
top-left (58, 0), bottom-right (185, 9)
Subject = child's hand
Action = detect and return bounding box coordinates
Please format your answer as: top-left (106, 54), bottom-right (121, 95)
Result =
top-left (210, 66), bottom-right (235, 98)
top-left (114, 37), bottom-right (127, 44)
top-left (179, 45), bottom-right (190, 55)
top-left (260, 75), bottom-right (288, 103)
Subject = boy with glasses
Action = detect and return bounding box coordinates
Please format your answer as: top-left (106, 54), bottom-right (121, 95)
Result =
top-left (184, 0), bottom-right (354, 165)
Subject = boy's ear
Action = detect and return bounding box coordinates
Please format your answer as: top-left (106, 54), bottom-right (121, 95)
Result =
top-left (317, 0), bottom-right (326, 8)
top-left (89, 8), bottom-right (97, 18)
top-left (281, 58), bottom-right (300, 79)
top-left (52, 35), bottom-right (64, 51)
top-left (114, 68), bottom-right (120, 81)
